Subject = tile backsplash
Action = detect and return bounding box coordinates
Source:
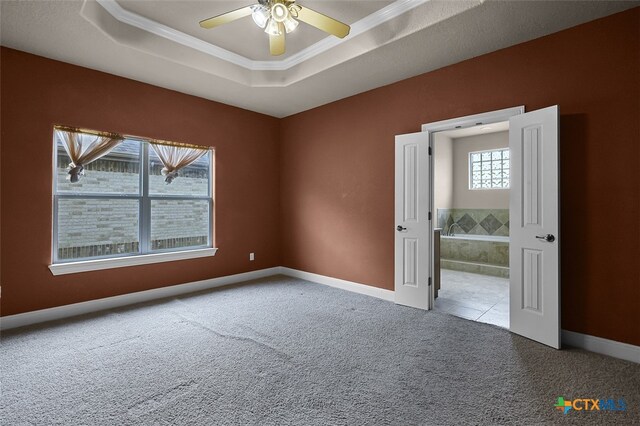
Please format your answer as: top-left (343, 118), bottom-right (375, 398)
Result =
top-left (437, 208), bottom-right (509, 236)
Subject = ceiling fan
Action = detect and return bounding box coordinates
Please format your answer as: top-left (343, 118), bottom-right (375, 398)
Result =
top-left (199, 0), bottom-right (350, 56)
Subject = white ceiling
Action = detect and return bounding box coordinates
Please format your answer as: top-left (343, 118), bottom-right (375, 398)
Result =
top-left (438, 121), bottom-right (509, 139)
top-left (1, 0), bottom-right (638, 117)
top-left (117, 1), bottom-right (394, 62)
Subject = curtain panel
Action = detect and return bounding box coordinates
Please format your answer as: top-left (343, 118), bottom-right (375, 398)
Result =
top-left (56, 129), bottom-right (124, 182)
top-left (149, 143), bottom-right (208, 184)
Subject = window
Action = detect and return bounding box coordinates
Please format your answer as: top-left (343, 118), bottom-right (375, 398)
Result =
top-left (52, 128), bottom-right (213, 265)
top-left (469, 148), bottom-right (509, 189)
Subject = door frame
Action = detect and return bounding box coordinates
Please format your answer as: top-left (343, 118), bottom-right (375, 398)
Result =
top-left (421, 106), bottom-right (524, 308)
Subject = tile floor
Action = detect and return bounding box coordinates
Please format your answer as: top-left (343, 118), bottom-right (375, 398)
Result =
top-left (434, 269), bottom-right (509, 329)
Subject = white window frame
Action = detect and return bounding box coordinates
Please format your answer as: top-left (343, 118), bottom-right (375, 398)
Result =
top-left (468, 148), bottom-right (510, 190)
top-left (49, 130), bottom-right (216, 276)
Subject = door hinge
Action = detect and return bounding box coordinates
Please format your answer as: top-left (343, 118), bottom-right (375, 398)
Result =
top-left (428, 277), bottom-right (432, 287)
top-left (428, 211), bottom-right (432, 221)
top-left (428, 147), bottom-right (432, 155)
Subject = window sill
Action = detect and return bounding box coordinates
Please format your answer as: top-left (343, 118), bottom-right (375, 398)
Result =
top-left (48, 248), bottom-right (218, 276)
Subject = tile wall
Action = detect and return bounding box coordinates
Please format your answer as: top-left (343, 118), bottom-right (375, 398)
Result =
top-left (437, 209), bottom-right (509, 236)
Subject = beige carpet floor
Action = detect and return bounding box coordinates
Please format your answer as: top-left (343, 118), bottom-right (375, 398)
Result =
top-left (1, 275), bottom-right (638, 425)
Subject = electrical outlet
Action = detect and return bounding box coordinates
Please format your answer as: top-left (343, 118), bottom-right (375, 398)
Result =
top-left (249, 253), bottom-right (255, 261)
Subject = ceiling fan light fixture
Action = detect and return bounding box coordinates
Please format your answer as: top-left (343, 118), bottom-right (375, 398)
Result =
top-left (271, 2), bottom-right (289, 23)
top-left (198, 0), bottom-right (351, 56)
top-left (264, 17), bottom-right (282, 36)
top-left (250, 5), bottom-right (270, 29)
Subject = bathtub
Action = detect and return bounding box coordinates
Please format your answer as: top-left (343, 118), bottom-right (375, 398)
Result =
top-left (442, 234), bottom-right (509, 243)
top-left (439, 234), bottom-right (509, 278)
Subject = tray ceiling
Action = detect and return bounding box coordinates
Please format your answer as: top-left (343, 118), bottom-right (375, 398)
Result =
top-left (1, 0), bottom-right (638, 117)
top-left (117, 0), bottom-right (393, 62)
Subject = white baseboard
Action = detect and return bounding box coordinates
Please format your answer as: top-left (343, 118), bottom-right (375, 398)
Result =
top-left (561, 330), bottom-right (639, 364)
top-left (2, 267), bottom-right (637, 364)
top-left (279, 267), bottom-right (394, 302)
top-left (0, 267), bottom-right (281, 331)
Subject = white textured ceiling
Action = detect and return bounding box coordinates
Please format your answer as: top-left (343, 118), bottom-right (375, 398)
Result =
top-left (118, 1), bottom-right (393, 61)
top-left (1, 0), bottom-right (638, 117)
top-left (439, 121), bottom-right (509, 139)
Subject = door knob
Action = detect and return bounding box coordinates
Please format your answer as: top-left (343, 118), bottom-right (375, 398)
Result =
top-left (535, 234), bottom-right (555, 242)
top-left (397, 225), bottom-right (407, 232)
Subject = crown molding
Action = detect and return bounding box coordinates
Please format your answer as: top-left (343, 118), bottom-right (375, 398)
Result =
top-left (95, 0), bottom-right (255, 68)
top-left (95, 0), bottom-right (430, 72)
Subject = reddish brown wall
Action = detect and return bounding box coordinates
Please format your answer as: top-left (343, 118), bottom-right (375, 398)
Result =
top-left (2, 8), bottom-right (639, 347)
top-left (280, 9), bottom-right (640, 345)
top-left (1, 47), bottom-right (281, 316)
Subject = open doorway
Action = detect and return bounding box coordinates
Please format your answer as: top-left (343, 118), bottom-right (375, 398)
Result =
top-left (395, 105), bottom-right (560, 348)
top-left (432, 122), bottom-right (510, 329)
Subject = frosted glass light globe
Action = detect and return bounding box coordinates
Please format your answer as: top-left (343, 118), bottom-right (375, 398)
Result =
top-left (271, 3), bottom-right (288, 23)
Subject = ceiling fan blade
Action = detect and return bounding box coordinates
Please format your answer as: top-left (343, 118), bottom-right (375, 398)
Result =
top-left (269, 23), bottom-right (286, 56)
top-left (295, 6), bottom-right (350, 38)
top-left (199, 5), bottom-right (253, 29)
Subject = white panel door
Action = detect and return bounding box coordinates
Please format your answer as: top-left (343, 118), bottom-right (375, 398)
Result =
top-left (394, 132), bottom-right (430, 309)
top-left (509, 106), bottom-right (560, 349)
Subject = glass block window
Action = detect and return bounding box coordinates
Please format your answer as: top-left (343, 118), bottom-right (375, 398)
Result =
top-left (53, 128), bottom-right (213, 263)
top-left (469, 148), bottom-right (510, 189)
